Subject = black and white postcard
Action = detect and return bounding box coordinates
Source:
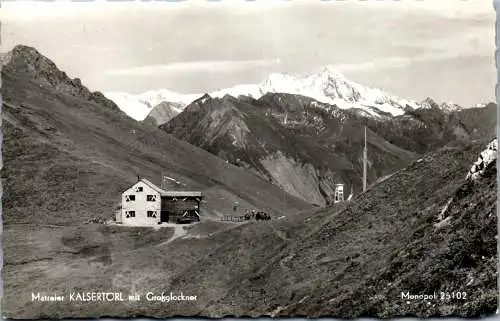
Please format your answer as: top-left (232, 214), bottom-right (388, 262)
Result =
top-left (0, 0), bottom-right (497, 318)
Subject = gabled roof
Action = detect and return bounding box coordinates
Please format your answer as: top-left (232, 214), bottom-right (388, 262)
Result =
top-left (140, 178), bottom-right (164, 194)
top-left (131, 178), bottom-right (204, 198)
top-left (160, 191), bottom-right (204, 197)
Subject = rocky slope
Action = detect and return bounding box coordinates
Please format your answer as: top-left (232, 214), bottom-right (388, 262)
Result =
top-left (466, 138), bottom-right (497, 180)
top-left (1, 45), bottom-right (314, 319)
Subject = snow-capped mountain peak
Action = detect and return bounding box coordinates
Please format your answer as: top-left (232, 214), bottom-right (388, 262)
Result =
top-left (104, 89), bottom-right (200, 120)
top-left (261, 72), bottom-right (299, 93)
top-left (105, 66), bottom-right (424, 122)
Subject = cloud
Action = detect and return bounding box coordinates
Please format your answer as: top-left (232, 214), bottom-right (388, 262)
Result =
top-left (103, 59), bottom-right (281, 76)
top-left (350, 0), bottom-right (493, 18)
top-left (332, 56), bottom-right (413, 73)
top-left (70, 44), bottom-right (125, 53)
top-left (332, 46), bottom-right (493, 74)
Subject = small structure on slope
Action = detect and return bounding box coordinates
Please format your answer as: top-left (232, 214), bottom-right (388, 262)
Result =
top-left (119, 177), bottom-right (203, 225)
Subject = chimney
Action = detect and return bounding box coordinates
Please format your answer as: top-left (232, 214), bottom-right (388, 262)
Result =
top-left (363, 126), bottom-right (367, 192)
top-left (137, 175), bottom-right (140, 182)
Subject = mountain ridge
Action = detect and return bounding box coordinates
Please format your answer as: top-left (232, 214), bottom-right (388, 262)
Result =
top-left (2, 45), bottom-right (121, 113)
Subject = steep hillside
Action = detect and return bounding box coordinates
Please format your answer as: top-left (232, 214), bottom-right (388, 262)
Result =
top-left (161, 93), bottom-right (417, 205)
top-left (1, 45), bottom-right (311, 225)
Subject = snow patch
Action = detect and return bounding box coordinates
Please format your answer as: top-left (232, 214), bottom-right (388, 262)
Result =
top-left (466, 138), bottom-right (497, 181)
top-left (437, 197), bottom-right (453, 221)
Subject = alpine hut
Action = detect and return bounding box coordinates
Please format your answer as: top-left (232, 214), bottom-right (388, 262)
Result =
top-left (120, 178), bottom-right (203, 225)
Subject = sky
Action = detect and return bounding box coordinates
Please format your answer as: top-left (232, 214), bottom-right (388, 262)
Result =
top-left (0, 0), bottom-right (496, 106)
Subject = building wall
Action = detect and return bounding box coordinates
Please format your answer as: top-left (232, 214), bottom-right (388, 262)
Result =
top-left (115, 210), bottom-right (122, 224)
top-left (161, 197), bottom-right (200, 222)
top-left (121, 181), bottom-right (161, 225)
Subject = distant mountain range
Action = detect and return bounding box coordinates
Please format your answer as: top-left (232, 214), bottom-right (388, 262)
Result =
top-left (105, 67), bottom-right (444, 124)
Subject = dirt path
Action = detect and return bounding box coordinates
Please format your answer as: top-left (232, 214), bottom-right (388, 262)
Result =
top-left (5, 223), bottom-right (70, 228)
top-left (156, 225), bottom-right (188, 247)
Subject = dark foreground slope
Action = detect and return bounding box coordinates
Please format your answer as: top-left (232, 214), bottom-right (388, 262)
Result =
top-left (157, 142), bottom-right (496, 318)
top-left (126, 142), bottom-right (493, 318)
top-left (1, 45), bottom-right (310, 225)
top-left (189, 142), bottom-right (496, 318)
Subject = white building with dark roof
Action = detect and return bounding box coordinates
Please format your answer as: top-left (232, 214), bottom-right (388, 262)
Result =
top-left (119, 178), bottom-right (203, 225)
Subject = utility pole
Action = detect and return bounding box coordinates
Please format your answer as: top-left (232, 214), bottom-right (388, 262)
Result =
top-left (283, 188), bottom-right (286, 208)
top-left (363, 126), bottom-right (367, 192)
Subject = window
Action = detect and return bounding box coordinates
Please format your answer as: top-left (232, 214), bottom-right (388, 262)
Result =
top-left (147, 211), bottom-right (157, 218)
top-left (135, 186), bottom-right (144, 192)
top-left (125, 195), bottom-right (136, 202)
top-left (147, 195), bottom-right (157, 202)
top-left (126, 211), bottom-right (136, 218)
